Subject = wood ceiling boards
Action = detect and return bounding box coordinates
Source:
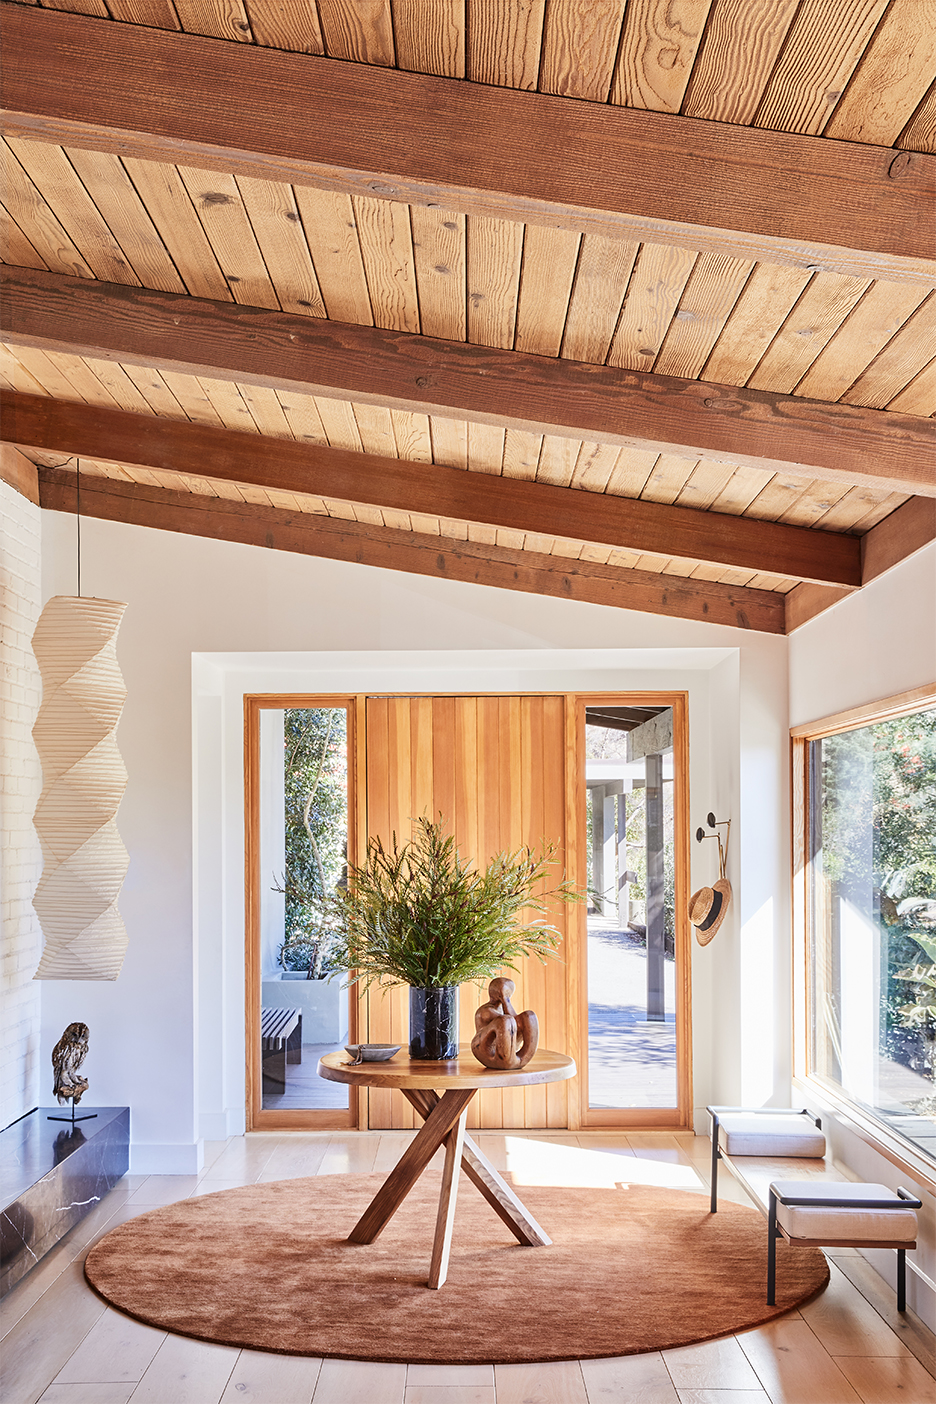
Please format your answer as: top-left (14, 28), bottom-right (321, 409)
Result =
top-left (1, 0), bottom-right (935, 635)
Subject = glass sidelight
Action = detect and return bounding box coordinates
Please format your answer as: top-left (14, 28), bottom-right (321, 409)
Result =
top-left (252, 703), bottom-right (354, 1120)
top-left (583, 703), bottom-right (683, 1116)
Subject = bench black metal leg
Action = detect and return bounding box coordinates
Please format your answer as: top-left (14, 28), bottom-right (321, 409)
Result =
top-left (710, 1112), bottom-right (720, 1213)
top-left (767, 1190), bottom-right (778, 1305)
top-left (897, 1248), bottom-right (906, 1312)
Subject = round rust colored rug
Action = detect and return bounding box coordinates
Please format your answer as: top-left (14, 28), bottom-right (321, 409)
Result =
top-left (84, 1175), bottom-right (829, 1363)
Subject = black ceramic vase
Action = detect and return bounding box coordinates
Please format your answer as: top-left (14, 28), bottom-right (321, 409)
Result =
top-left (409, 985), bottom-right (459, 1060)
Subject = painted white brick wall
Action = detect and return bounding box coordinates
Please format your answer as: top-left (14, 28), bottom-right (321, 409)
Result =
top-left (1, 479), bottom-right (43, 1128)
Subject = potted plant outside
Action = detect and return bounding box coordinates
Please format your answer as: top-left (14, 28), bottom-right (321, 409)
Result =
top-left (324, 816), bottom-right (581, 1059)
top-left (275, 913), bottom-right (340, 980)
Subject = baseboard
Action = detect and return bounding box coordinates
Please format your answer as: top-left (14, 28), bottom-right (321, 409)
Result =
top-left (859, 1244), bottom-right (936, 1341)
top-left (830, 1249), bottom-right (935, 1376)
top-left (693, 1107), bottom-right (710, 1136)
top-left (199, 1107), bottom-right (246, 1141)
top-left (130, 1141), bottom-right (204, 1175)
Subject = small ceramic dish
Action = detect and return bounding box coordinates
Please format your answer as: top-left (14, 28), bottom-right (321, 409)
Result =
top-left (344, 1043), bottom-right (402, 1063)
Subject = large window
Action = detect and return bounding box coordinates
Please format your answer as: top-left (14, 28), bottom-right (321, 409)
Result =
top-left (795, 689), bottom-right (935, 1163)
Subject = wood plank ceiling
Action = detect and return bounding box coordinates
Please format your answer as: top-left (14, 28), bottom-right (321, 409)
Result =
top-left (1, 0), bottom-right (934, 634)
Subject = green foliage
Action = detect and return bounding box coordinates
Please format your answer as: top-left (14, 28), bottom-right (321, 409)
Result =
top-left (894, 924), bottom-right (936, 1037)
top-left (821, 714), bottom-right (936, 897)
top-left (588, 781), bottom-right (676, 957)
top-left (325, 816), bottom-right (583, 990)
top-left (273, 708), bottom-right (348, 977)
top-left (819, 708), bottom-right (936, 1081)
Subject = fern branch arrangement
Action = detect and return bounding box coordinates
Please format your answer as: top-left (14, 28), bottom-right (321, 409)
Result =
top-left (326, 816), bottom-right (582, 990)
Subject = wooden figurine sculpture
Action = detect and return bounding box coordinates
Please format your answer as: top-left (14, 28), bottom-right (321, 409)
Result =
top-left (471, 978), bottom-right (539, 1070)
top-left (52, 1022), bottom-right (90, 1105)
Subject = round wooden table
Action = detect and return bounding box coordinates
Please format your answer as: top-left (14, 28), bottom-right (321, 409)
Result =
top-left (318, 1046), bottom-right (576, 1288)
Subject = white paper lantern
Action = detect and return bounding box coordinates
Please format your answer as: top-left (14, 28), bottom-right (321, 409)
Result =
top-left (32, 596), bottom-right (129, 980)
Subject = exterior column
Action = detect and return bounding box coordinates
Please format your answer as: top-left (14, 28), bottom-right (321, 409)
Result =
top-left (602, 790), bottom-right (617, 915)
top-left (590, 784), bottom-right (604, 914)
top-left (645, 752), bottom-right (665, 1021)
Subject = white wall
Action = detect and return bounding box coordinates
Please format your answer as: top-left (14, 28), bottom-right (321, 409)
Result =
top-left (0, 481), bottom-right (43, 1129)
top-left (37, 509), bottom-right (791, 1169)
top-left (790, 542), bottom-right (936, 727)
top-left (789, 543), bottom-right (936, 1321)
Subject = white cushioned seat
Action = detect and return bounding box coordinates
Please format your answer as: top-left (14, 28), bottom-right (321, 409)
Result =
top-left (771, 1180), bottom-right (918, 1243)
top-left (718, 1113), bottom-right (826, 1158)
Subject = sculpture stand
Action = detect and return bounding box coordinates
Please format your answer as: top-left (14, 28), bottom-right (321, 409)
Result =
top-left (47, 1098), bottom-right (97, 1125)
top-left (49, 1025), bottom-right (94, 1123)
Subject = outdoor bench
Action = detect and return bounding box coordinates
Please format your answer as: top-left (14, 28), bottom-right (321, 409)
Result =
top-left (261, 1007), bottom-right (302, 1092)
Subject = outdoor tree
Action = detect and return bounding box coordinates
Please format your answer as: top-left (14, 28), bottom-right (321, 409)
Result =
top-left (274, 708), bottom-right (348, 977)
top-left (820, 709), bottom-right (936, 1098)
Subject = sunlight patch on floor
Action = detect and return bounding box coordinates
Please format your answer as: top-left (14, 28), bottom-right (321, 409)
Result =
top-left (504, 1137), bottom-right (702, 1190)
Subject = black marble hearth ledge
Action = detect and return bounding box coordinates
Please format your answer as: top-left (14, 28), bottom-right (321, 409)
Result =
top-left (1, 1106), bottom-right (129, 1296)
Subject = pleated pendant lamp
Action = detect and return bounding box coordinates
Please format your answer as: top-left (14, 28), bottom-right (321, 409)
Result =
top-left (32, 595), bottom-right (130, 980)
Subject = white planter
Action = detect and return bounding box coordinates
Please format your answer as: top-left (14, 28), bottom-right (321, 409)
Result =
top-left (261, 976), bottom-right (348, 1043)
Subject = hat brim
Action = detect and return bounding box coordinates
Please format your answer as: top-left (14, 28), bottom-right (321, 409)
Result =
top-left (688, 878), bottom-right (731, 945)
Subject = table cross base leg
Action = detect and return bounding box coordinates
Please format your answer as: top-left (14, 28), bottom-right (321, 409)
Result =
top-left (404, 1088), bottom-right (551, 1249)
top-left (347, 1087), bottom-right (475, 1249)
top-left (317, 1044), bottom-right (574, 1288)
top-left (428, 1103), bottom-right (468, 1289)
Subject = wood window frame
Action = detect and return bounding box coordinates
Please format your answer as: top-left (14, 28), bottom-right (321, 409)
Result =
top-left (568, 692), bottom-right (693, 1131)
top-left (244, 694), bottom-right (364, 1132)
top-left (790, 682), bottom-right (936, 1188)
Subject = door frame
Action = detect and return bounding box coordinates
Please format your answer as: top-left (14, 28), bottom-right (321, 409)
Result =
top-left (244, 689), bottom-right (692, 1131)
top-left (244, 693), bottom-right (364, 1131)
top-left (567, 692), bottom-right (693, 1130)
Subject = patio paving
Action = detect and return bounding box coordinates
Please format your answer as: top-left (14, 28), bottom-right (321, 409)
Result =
top-left (587, 921), bottom-right (677, 1109)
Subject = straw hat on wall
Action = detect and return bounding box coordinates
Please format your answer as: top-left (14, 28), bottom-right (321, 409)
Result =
top-left (688, 877), bottom-right (732, 945)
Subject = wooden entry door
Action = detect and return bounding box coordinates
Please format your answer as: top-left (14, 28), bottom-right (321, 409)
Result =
top-left (362, 695), bottom-right (572, 1132)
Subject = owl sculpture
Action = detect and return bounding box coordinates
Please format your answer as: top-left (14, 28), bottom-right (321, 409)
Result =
top-left (52, 1022), bottom-right (90, 1105)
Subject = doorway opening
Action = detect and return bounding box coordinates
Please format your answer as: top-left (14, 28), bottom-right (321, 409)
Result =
top-left (585, 705), bottom-right (678, 1113)
top-left (575, 694), bottom-right (691, 1128)
top-left (246, 692), bottom-right (691, 1130)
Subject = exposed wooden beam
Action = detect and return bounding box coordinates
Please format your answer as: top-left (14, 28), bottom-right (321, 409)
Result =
top-left (3, 268), bottom-right (933, 498)
top-left (1, 5), bottom-right (933, 286)
top-left (784, 495), bottom-right (936, 631)
top-left (783, 583), bottom-right (854, 633)
top-left (0, 441), bottom-right (39, 505)
top-left (2, 392), bottom-right (863, 586)
top-left (36, 467), bottom-right (787, 634)
top-left (859, 495), bottom-right (936, 583)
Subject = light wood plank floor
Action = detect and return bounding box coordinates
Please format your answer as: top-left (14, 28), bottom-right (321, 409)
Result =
top-left (2, 1131), bottom-right (932, 1404)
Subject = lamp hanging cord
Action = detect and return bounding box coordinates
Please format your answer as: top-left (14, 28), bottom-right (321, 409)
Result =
top-left (76, 457), bottom-right (81, 599)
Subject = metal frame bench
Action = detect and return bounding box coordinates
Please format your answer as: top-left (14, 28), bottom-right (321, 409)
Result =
top-left (261, 1007), bottom-right (302, 1092)
top-left (707, 1105), bottom-right (921, 1310)
top-left (708, 1105), bottom-right (826, 1213)
top-left (768, 1180), bottom-right (921, 1311)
